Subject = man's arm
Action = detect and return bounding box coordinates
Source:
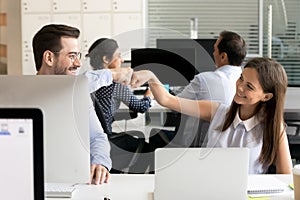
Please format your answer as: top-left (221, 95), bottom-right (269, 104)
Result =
top-left (89, 98), bottom-right (112, 184)
top-left (85, 68), bottom-right (133, 93)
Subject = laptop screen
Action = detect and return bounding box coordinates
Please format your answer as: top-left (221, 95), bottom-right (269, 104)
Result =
top-left (0, 108), bottom-right (44, 200)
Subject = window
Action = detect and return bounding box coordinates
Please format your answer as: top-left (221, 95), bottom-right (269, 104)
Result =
top-left (147, 0), bottom-right (262, 57)
top-left (263, 0), bottom-right (300, 86)
top-left (147, 0), bottom-right (300, 86)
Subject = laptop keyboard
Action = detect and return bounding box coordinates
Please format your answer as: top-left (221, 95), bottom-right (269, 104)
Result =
top-left (45, 183), bottom-right (77, 198)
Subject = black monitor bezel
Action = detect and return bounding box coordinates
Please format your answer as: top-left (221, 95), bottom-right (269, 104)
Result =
top-left (0, 108), bottom-right (44, 200)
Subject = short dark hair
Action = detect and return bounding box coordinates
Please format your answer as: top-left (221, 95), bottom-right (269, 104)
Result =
top-left (32, 24), bottom-right (80, 71)
top-left (86, 38), bottom-right (119, 70)
top-left (218, 31), bottom-right (247, 66)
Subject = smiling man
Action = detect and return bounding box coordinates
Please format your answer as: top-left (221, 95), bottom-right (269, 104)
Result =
top-left (32, 24), bottom-right (131, 185)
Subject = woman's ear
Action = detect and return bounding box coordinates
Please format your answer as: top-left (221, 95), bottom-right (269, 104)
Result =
top-left (43, 50), bottom-right (55, 66)
top-left (262, 93), bottom-right (273, 102)
top-left (102, 56), bottom-right (109, 64)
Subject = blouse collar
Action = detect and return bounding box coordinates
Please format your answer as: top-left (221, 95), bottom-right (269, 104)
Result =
top-left (233, 109), bottom-right (261, 132)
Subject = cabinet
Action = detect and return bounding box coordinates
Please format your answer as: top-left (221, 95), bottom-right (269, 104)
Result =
top-left (82, 0), bottom-right (111, 12)
top-left (22, 0), bottom-right (51, 13)
top-left (52, 0), bottom-right (81, 12)
top-left (112, 0), bottom-right (142, 12)
top-left (20, 0), bottom-right (145, 74)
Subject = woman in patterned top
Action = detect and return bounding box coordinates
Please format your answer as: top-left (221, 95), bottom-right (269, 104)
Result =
top-left (87, 38), bottom-right (153, 134)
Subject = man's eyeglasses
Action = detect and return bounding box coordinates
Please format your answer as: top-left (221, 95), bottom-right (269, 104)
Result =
top-left (53, 51), bottom-right (82, 62)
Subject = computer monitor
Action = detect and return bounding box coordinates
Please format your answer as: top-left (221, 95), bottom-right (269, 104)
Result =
top-left (156, 38), bottom-right (217, 73)
top-left (0, 108), bottom-right (44, 200)
top-left (0, 75), bottom-right (90, 183)
top-left (131, 48), bottom-right (197, 86)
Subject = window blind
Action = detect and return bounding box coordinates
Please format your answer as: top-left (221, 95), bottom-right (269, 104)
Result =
top-left (263, 0), bottom-right (300, 86)
top-left (147, 0), bottom-right (261, 56)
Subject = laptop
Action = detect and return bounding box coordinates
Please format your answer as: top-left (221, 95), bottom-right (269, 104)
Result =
top-left (154, 148), bottom-right (249, 200)
top-left (0, 75), bottom-right (90, 183)
top-left (0, 108), bottom-right (44, 200)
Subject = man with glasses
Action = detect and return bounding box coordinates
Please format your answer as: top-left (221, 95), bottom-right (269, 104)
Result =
top-left (32, 24), bottom-right (133, 184)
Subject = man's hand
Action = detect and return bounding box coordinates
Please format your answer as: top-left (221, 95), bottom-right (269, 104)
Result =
top-left (110, 67), bottom-right (133, 85)
top-left (90, 164), bottom-right (110, 185)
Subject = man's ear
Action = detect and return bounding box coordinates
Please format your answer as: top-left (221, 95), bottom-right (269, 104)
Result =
top-left (43, 50), bottom-right (56, 66)
top-left (262, 93), bottom-right (273, 102)
top-left (220, 52), bottom-right (229, 65)
top-left (221, 52), bottom-right (228, 60)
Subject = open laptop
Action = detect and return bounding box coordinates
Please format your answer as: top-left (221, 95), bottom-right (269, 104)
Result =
top-left (0, 108), bottom-right (44, 200)
top-left (0, 75), bottom-right (90, 184)
top-left (154, 148), bottom-right (249, 200)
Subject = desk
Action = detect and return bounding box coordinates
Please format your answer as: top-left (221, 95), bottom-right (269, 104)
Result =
top-left (46, 174), bottom-right (155, 200)
top-left (46, 174), bottom-right (294, 200)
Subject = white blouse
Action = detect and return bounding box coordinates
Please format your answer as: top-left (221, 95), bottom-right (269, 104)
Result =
top-left (206, 104), bottom-right (268, 174)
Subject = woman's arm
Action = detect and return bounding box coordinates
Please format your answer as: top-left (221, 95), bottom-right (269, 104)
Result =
top-left (114, 83), bottom-right (151, 113)
top-left (275, 128), bottom-right (293, 174)
top-left (131, 70), bottom-right (219, 121)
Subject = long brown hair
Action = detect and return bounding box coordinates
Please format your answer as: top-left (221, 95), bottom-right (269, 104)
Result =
top-left (222, 57), bottom-right (288, 166)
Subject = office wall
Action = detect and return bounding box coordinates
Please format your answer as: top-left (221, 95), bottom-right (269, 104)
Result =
top-left (0, 0), bottom-right (7, 74)
top-left (6, 0), bottom-right (22, 75)
top-left (5, 0), bottom-right (145, 75)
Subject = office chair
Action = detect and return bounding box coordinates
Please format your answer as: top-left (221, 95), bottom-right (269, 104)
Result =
top-left (147, 113), bottom-right (209, 173)
top-left (90, 92), bottom-right (149, 174)
top-left (113, 109), bottom-right (138, 132)
top-left (285, 112), bottom-right (300, 164)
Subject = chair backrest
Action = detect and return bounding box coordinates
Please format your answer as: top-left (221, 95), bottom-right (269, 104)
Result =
top-left (90, 92), bottom-right (148, 173)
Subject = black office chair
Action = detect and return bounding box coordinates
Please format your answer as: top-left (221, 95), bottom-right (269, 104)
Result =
top-left (90, 92), bottom-right (149, 174)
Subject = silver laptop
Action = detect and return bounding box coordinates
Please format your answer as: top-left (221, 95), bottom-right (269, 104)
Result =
top-left (0, 75), bottom-right (90, 183)
top-left (154, 147), bottom-right (249, 200)
top-left (0, 108), bottom-right (44, 200)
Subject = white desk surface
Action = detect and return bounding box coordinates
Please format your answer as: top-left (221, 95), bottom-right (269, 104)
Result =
top-left (46, 174), bottom-right (295, 200)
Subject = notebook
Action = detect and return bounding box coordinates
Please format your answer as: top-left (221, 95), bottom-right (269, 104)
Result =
top-left (0, 108), bottom-right (44, 200)
top-left (154, 147), bottom-right (249, 200)
top-left (0, 75), bottom-right (90, 183)
top-left (247, 175), bottom-right (285, 196)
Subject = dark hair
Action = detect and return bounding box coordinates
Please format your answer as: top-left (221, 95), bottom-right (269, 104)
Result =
top-left (222, 57), bottom-right (288, 166)
top-left (32, 24), bottom-right (80, 71)
top-left (218, 31), bottom-right (247, 66)
top-left (86, 38), bottom-right (119, 70)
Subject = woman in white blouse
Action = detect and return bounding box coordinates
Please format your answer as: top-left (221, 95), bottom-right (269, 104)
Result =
top-left (131, 57), bottom-right (292, 174)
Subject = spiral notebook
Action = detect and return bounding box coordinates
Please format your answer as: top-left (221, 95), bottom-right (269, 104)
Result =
top-left (247, 175), bottom-right (285, 196)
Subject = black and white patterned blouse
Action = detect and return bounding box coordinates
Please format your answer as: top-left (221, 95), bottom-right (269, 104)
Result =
top-left (95, 82), bottom-right (151, 134)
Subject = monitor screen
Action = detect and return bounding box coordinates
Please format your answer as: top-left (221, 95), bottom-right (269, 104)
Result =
top-left (156, 38), bottom-right (217, 73)
top-left (131, 48), bottom-right (197, 86)
top-left (0, 108), bottom-right (44, 200)
top-left (0, 75), bottom-right (90, 183)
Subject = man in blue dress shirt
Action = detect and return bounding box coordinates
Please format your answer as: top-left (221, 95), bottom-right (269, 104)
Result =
top-left (32, 24), bottom-right (133, 184)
